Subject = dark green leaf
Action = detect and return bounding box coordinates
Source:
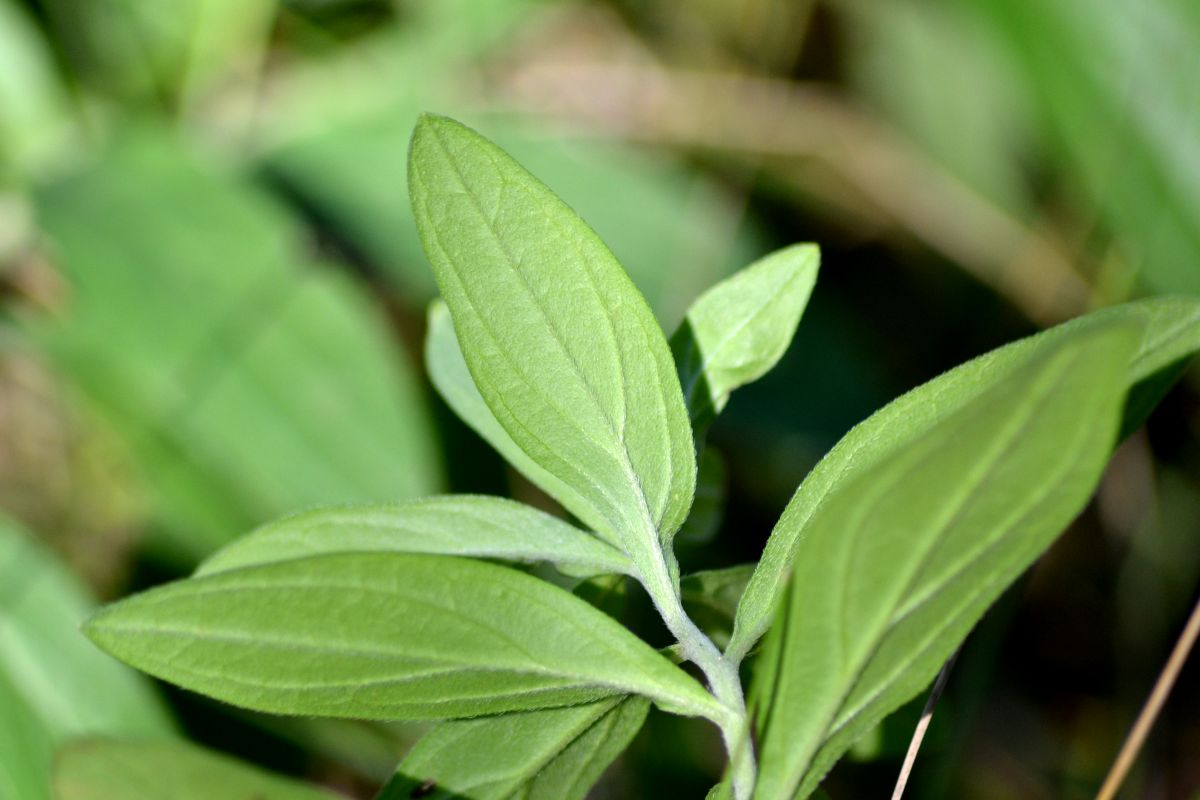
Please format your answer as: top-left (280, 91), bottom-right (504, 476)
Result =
top-left (380, 696), bottom-right (649, 800)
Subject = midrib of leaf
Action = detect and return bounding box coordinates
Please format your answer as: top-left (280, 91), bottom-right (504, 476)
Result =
top-left (679, 267), bottom-right (797, 407)
top-left (419, 127), bottom-right (681, 574)
top-left (781, 349), bottom-right (1070, 790)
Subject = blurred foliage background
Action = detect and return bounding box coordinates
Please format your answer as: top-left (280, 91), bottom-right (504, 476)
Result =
top-left (1, 0), bottom-right (1198, 797)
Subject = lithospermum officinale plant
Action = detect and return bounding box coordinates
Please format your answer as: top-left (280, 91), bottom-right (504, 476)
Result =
top-left (86, 115), bottom-right (1200, 799)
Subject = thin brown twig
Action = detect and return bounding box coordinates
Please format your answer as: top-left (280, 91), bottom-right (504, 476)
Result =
top-left (891, 649), bottom-right (961, 800)
top-left (1095, 592), bottom-right (1200, 800)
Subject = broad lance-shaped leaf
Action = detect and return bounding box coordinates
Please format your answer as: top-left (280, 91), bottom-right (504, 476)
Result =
top-left (676, 447), bottom-right (728, 547)
top-left (728, 296), bottom-right (1200, 662)
top-left (54, 738), bottom-right (339, 800)
top-left (85, 553), bottom-right (723, 721)
top-left (751, 321), bottom-right (1139, 799)
top-left (378, 696), bottom-right (649, 800)
top-left (196, 495), bottom-right (632, 579)
top-left (671, 244), bottom-right (819, 428)
top-left (409, 114), bottom-right (696, 593)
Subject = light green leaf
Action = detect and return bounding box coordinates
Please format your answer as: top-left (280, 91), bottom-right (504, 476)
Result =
top-left (85, 553), bottom-right (722, 721)
top-left (53, 737), bottom-right (340, 800)
top-left (425, 301), bottom-right (609, 537)
top-left (196, 495), bottom-right (632, 579)
top-left (728, 296), bottom-right (1200, 662)
top-left (33, 128), bottom-right (442, 559)
top-left (752, 321), bottom-right (1139, 799)
top-left (408, 114), bottom-right (696, 589)
top-left (672, 244), bottom-right (819, 428)
top-left (379, 696), bottom-right (649, 800)
top-left (0, 518), bottom-right (173, 800)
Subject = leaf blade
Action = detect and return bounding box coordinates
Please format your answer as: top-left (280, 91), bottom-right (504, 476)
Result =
top-left (86, 553), bottom-right (722, 721)
top-left (671, 243), bottom-right (819, 427)
top-left (729, 296), bottom-right (1200, 661)
top-left (752, 321), bottom-right (1140, 798)
top-left (196, 495), bottom-right (632, 579)
top-left (380, 696), bottom-right (649, 800)
top-left (408, 113), bottom-right (696, 581)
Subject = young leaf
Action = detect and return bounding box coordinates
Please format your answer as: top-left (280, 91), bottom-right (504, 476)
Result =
top-left (196, 495), bottom-right (632, 579)
top-left (728, 296), bottom-right (1200, 662)
top-left (85, 553), bottom-right (723, 721)
top-left (680, 565), bottom-right (754, 647)
top-left (425, 301), bottom-right (620, 543)
top-left (53, 738), bottom-right (340, 800)
top-left (408, 114), bottom-right (696, 592)
top-left (379, 696), bottom-right (649, 800)
top-left (671, 244), bottom-right (819, 428)
top-left (751, 321), bottom-right (1139, 799)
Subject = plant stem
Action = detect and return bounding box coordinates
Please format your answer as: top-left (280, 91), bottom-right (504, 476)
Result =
top-left (654, 575), bottom-right (756, 799)
top-left (1095, 591), bottom-right (1200, 800)
top-left (633, 520), bottom-right (754, 796)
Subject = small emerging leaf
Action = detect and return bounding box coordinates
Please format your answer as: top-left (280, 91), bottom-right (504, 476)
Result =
top-left (380, 696), bottom-right (649, 800)
top-left (196, 495), bottom-right (632, 579)
top-left (752, 321), bottom-right (1139, 798)
top-left (53, 738), bottom-right (340, 800)
top-left (672, 244), bottom-right (819, 428)
top-left (409, 114), bottom-right (696, 590)
top-left (85, 553), bottom-right (722, 721)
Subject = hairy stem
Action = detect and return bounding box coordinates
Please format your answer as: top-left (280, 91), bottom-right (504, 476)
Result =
top-left (640, 544), bottom-right (756, 799)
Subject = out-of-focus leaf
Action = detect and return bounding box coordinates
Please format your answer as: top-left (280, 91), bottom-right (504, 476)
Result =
top-left (842, 0), bottom-right (1034, 213)
top-left (380, 696), bottom-right (649, 800)
top-left (0, 0), bottom-right (71, 177)
top-left (32, 129), bottom-right (441, 559)
top-left (53, 737), bottom-right (340, 800)
top-left (268, 110), bottom-right (763, 319)
top-left (42, 0), bottom-right (274, 105)
top-left (0, 518), bottom-right (173, 800)
top-left (752, 322), bottom-right (1138, 799)
top-left (675, 447), bottom-right (727, 547)
top-left (728, 296), bottom-right (1200, 663)
top-left (671, 244), bottom-right (818, 428)
top-left (680, 564), bottom-right (752, 647)
top-left (975, 0), bottom-right (1200, 295)
top-left (86, 553), bottom-right (724, 721)
top-left (196, 495), bottom-right (632, 578)
top-left (409, 115), bottom-right (696, 586)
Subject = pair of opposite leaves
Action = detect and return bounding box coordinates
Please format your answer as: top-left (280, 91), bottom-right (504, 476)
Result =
top-left (86, 115), bottom-right (1200, 800)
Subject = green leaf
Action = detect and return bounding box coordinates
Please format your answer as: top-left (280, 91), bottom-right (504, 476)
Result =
top-left (85, 553), bottom-right (722, 721)
top-left (379, 696), bottom-right (649, 800)
top-left (53, 737), bottom-right (340, 800)
top-left (751, 321), bottom-right (1139, 799)
top-left (671, 244), bottom-right (819, 428)
top-left (33, 128), bottom-right (442, 559)
top-left (195, 495), bottom-right (632, 579)
top-left (728, 296), bottom-right (1200, 662)
top-left (408, 114), bottom-right (696, 589)
top-left (0, 518), bottom-right (173, 800)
